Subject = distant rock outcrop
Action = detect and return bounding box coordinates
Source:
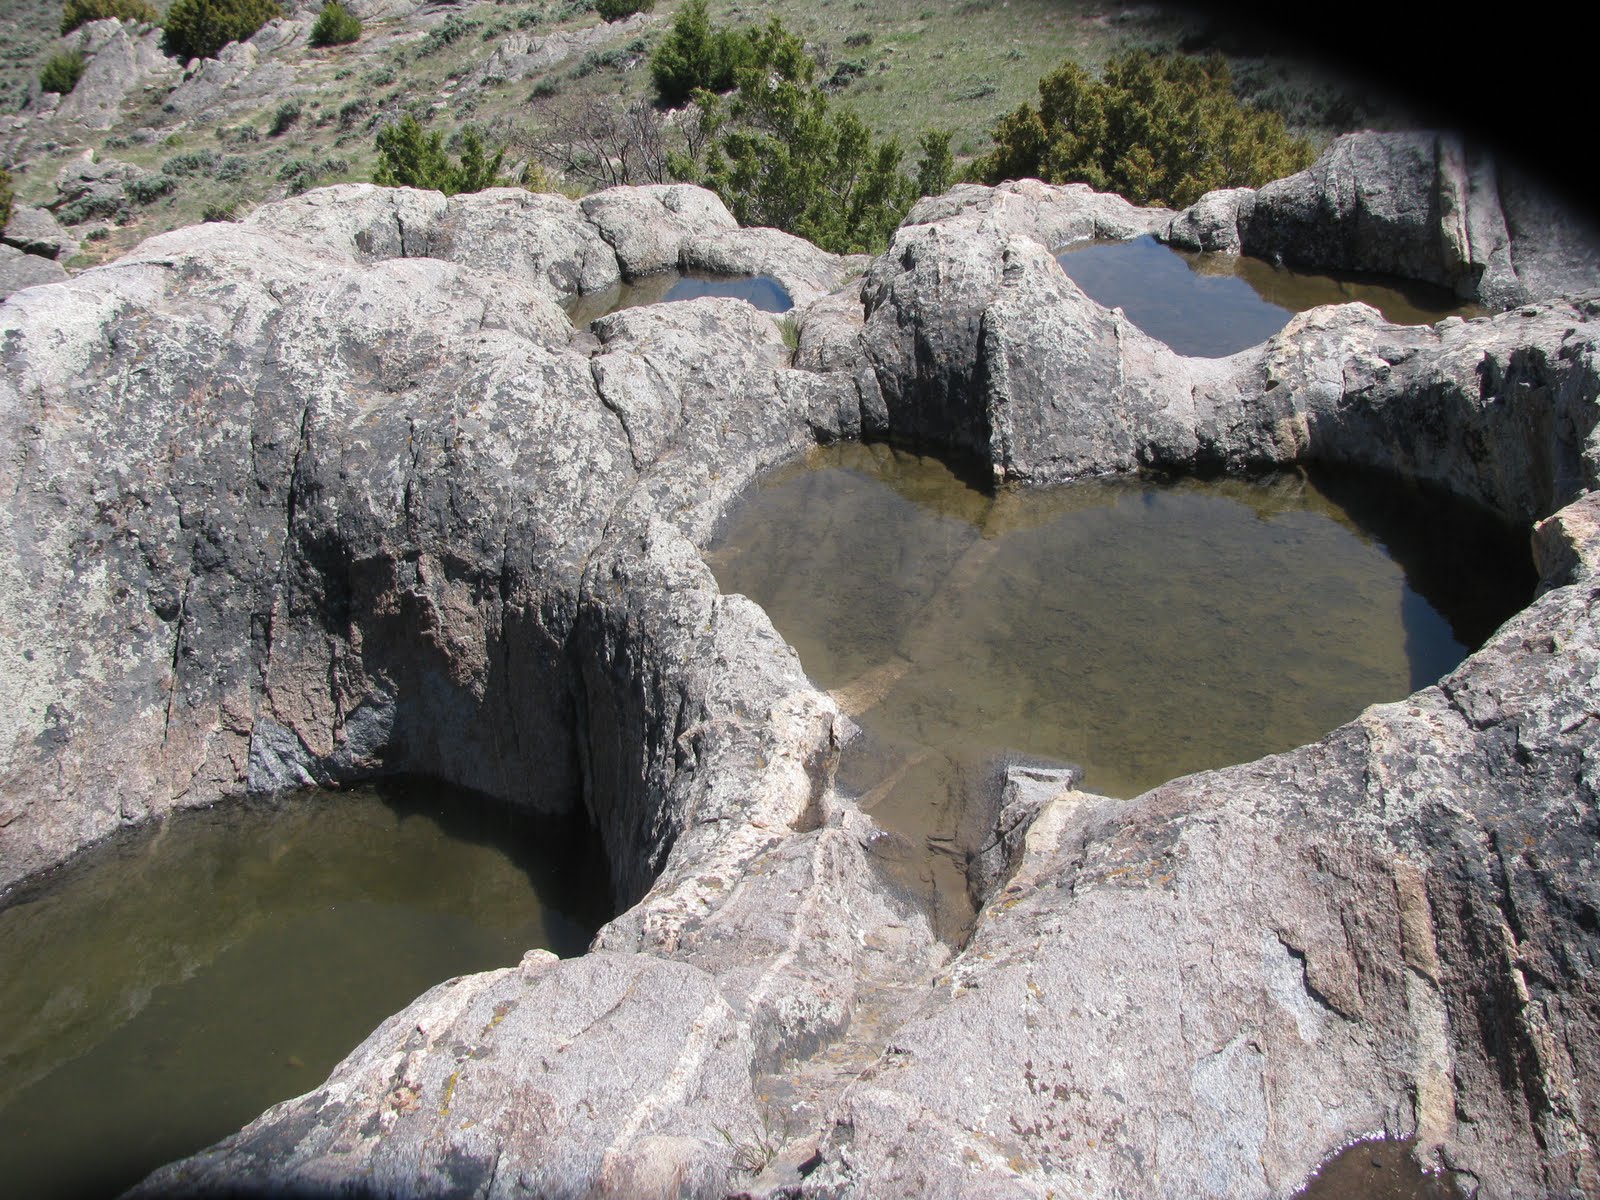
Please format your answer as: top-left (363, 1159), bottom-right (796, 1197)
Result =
top-left (0, 242), bottom-right (68, 293)
top-left (50, 18), bottom-right (178, 131)
top-left (3, 156), bottom-right (1598, 1200)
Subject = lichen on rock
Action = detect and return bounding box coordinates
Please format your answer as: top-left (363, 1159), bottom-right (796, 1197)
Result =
top-left (3, 138), bottom-right (1599, 1199)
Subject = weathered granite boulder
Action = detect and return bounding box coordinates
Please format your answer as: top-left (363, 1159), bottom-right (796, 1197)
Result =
top-left (0, 242), bottom-right (69, 296)
top-left (580, 184), bottom-right (741, 278)
top-left (1534, 491), bottom-right (1600, 594)
top-left (0, 182), bottom-right (864, 895)
top-left (473, 14), bottom-right (653, 87)
top-left (158, 12), bottom-right (317, 121)
top-left (906, 177), bottom-right (1173, 247)
top-left (1163, 184), bottom-right (1254, 254)
top-left (1164, 131), bottom-right (1600, 310)
top-left (48, 18), bottom-right (178, 132)
top-left (2, 204), bottom-right (79, 261)
top-left (852, 181), bottom-right (1600, 520)
top-left (2, 156), bottom-right (1598, 1200)
top-left (47, 149), bottom-right (145, 225)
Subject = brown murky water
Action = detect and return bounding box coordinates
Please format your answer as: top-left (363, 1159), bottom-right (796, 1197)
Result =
top-left (564, 270), bottom-right (793, 326)
top-left (0, 780), bottom-right (609, 1200)
top-left (1056, 235), bottom-right (1482, 357)
top-left (704, 442), bottom-right (1532, 940)
top-left (1297, 1138), bottom-right (1467, 1199)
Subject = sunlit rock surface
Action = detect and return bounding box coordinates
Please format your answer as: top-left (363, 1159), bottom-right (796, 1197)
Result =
top-left (2, 148), bottom-right (1597, 1199)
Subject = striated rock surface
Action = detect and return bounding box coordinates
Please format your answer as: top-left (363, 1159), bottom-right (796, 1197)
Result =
top-left (3, 164), bottom-right (1599, 1200)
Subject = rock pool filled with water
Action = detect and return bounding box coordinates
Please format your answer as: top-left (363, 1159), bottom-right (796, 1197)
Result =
top-left (564, 270), bottom-right (793, 327)
top-left (704, 442), bottom-right (1534, 940)
top-left (1055, 235), bottom-right (1482, 356)
top-left (0, 780), bottom-right (610, 1200)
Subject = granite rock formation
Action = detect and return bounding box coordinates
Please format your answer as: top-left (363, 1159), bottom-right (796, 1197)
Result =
top-left (1163, 130), bottom-right (1600, 310)
top-left (2, 146), bottom-right (1598, 1199)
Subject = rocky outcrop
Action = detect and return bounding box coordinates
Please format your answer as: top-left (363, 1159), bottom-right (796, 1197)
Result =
top-left (45, 149), bottom-right (145, 226)
top-left (807, 571), bottom-right (1600, 1195)
top-left (4, 167), bottom-right (1600, 1200)
top-left (2, 204), bottom-right (79, 261)
top-left (0, 182), bottom-right (859, 894)
top-left (161, 27), bottom-right (308, 120)
top-left (1164, 131), bottom-right (1600, 310)
top-left (0, 242), bottom-right (69, 295)
top-left (49, 19), bottom-right (179, 132)
top-left (473, 13), bottom-right (654, 87)
top-left (840, 179), bottom-right (1600, 521)
top-left (0, 202), bottom-right (78, 300)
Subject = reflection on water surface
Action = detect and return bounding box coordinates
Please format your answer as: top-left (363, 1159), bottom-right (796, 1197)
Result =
top-left (1056, 235), bottom-right (1482, 356)
top-left (565, 270), bottom-right (793, 326)
top-left (705, 442), bottom-right (1532, 939)
top-left (0, 779), bottom-right (609, 1200)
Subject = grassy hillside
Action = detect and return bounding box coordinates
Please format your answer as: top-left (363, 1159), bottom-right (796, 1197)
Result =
top-left (1, 0), bottom-right (1405, 265)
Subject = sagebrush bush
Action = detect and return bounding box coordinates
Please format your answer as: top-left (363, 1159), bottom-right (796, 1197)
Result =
top-left (278, 155), bottom-right (347, 195)
top-left (60, 0), bottom-right (159, 35)
top-left (163, 0), bottom-right (283, 62)
top-left (595, 0), bottom-right (653, 22)
top-left (268, 99), bottom-right (301, 136)
top-left (40, 51), bottom-right (87, 95)
top-left (0, 167), bottom-right (14, 231)
top-left (162, 148), bottom-right (220, 175)
top-left (309, 1), bottom-right (361, 48)
top-left (124, 174), bottom-right (176, 204)
top-left (337, 97), bottom-right (371, 130)
top-left (417, 14), bottom-right (473, 56)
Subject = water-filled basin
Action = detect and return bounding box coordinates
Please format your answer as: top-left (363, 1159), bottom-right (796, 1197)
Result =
top-left (1056, 235), bottom-right (1482, 357)
top-left (565, 271), bottom-right (793, 327)
top-left (0, 779), bottom-right (609, 1200)
top-left (705, 442), bottom-right (1533, 939)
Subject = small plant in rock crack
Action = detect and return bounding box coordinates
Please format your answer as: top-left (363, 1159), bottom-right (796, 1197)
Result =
top-left (714, 1110), bottom-right (784, 1177)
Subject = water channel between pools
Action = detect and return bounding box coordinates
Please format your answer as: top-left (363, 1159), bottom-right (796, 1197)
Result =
top-left (704, 442), bottom-right (1534, 942)
top-left (0, 780), bottom-right (610, 1200)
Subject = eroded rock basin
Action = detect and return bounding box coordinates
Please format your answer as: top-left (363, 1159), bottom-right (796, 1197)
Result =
top-left (0, 780), bottom-right (609, 1200)
top-left (1056, 235), bottom-right (1482, 357)
top-left (564, 270), bottom-right (794, 327)
top-left (706, 442), bottom-right (1534, 939)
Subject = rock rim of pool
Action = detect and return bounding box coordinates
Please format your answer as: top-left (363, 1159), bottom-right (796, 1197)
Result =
top-left (0, 132), bottom-right (1596, 1198)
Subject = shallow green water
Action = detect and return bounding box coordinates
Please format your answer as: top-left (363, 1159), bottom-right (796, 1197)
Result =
top-left (0, 780), bottom-right (609, 1200)
top-left (704, 442), bottom-right (1532, 938)
top-left (1056, 235), bottom-right (1482, 357)
top-left (565, 271), bottom-right (793, 326)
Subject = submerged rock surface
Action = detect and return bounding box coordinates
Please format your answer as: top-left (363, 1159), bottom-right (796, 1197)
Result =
top-left (2, 137), bottom-right (1598, 1198)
